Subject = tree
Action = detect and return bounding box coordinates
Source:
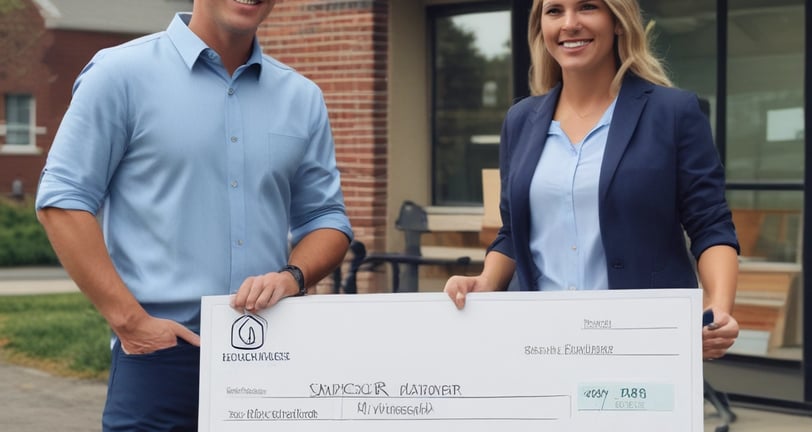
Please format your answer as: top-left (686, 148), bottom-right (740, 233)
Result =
top-left (0, 0), bottom-right (24, 15)
top-left (434, 17), bottom-right (487, 110)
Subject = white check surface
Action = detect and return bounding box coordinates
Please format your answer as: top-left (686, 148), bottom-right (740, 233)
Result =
top-left (199, 289), bottom-right (704, 431)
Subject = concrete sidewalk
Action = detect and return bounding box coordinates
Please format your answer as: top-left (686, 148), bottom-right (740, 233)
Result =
top-left (0, 266), bottom-right (78, 296)
top-left (0, 361), bottom-right (106, 432)
top-left (0, 266), bottom-right (103, 431)
top-left (1, 266), bottom-right (812, 430)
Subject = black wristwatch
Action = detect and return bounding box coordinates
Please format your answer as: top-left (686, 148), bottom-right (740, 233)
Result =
top-left (280, 264), bottom-right (306, 296)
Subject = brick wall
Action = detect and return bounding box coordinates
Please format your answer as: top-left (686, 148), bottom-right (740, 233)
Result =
top-left (0, 0), bottom-right (51, 198)
top-left (259, 0), bottom-right (390, 292)
top-left (0, 0), bottom-right (136, 199)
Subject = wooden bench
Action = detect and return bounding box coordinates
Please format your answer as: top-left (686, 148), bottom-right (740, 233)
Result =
top-left (731, 261), bottom-right (801, 353)
top-left (731, 208), bottom-right (801, 260)
top-left (423, 207), bottom-right (487, 265)
top-left (727, 208), bottom-right (803, 353)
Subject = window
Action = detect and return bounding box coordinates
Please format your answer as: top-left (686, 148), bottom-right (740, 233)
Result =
top-left (723, 0), bottom-right (805, 265)
top-left (2, 93), bottom-right (37, 152)
top-left (725, 1), bottom-right (805, 185)
top-left (643, 0), bottom-right (805, 265)
top-left (430, 4), bottom-right (512, 206)
top-left (639, 0), bottom-right (718, 127)
top-left (644, 0), bottom-right (805, 370)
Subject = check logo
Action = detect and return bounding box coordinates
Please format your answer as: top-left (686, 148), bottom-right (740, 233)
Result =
top-left (231, 314), bottom-right (267, 350)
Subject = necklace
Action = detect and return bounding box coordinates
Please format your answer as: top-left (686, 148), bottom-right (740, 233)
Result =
top-left (556, 96), bottom-right (613, 145)
top-left (564, 98), bottom-right (610, 120)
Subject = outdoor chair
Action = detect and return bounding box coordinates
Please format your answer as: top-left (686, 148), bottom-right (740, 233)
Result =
top-left (705, 379), bottom-right (736, 432)
top-left (336, 200), bottom-right (471, 293)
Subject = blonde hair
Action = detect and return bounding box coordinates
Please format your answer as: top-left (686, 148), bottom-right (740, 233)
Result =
top-left (527, 0), bottom-right (673, 95)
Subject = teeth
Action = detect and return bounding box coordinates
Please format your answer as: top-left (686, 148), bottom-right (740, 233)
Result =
top-left (234, 0), bottom-right (260, 4)
top-left (562, 40), bottom-right (589, 48)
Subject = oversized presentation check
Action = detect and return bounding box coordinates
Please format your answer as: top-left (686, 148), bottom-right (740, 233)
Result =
top-left (199, 289), bottom-right (705, 431)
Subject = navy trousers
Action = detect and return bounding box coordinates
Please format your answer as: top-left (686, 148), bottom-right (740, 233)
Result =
top-left (102, 339), bottom-right (200, 431)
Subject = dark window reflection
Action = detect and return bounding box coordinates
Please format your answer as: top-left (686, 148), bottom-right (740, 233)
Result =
top-left (432, 10), bottom-right (511, 206)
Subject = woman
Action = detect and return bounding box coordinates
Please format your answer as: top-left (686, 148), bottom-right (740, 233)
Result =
top-left (444, 0), bottom-right (740, 359)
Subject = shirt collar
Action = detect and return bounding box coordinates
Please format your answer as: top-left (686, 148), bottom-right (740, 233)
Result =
top-left (596, 95), bottom-right (618, 128)
top-left (167, 13), bottom-right (263, 75)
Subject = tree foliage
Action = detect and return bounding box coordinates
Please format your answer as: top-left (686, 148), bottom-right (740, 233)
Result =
top-left (0, 0), bottom-right (24, 15)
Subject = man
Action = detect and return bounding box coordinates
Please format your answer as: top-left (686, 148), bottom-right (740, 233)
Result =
top-left (35, 0), bottom-right (352, 430)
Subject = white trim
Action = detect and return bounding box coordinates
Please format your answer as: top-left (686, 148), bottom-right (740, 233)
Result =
top-left (425, 206), bottom-right (483, 215)
top-left (0, 145), bottom-right (42, 155)
top-left (32, 0), bottom-right (61, 27)
top-left (33, 0), bottom-right (192, 33)
top-left (470, 134), bottom-right (500, 145)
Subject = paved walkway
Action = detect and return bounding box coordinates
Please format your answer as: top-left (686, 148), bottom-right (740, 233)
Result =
top-left (0, 266), bottom-right (78, 295)
top-left (0, 266), bottom-right (103, 431)
top-left (1, 266), bottom-right (812, 431)
top-left (0, 361), bottom-right (105, 431)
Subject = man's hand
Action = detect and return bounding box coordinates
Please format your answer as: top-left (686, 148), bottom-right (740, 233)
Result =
top-left (231, 271), bottom-right (299, 313)
top-left (116, 314), bottom-right (200, 354)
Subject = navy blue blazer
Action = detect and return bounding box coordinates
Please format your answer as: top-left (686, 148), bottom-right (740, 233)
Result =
top-left (489, 74), bottom-right (739, 291)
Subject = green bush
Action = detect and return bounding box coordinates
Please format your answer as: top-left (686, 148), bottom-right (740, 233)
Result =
top-left (0, 199), bottom-right (58, 266)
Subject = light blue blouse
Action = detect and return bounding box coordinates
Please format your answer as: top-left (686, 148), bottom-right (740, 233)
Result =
top-left (528, 98), bottom-right (617, 291)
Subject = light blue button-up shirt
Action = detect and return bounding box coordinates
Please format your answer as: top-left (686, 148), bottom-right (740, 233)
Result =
top-left (528, 98), bottom-right (617, 291)
top-left (36, 14), bottom-right (352, 332)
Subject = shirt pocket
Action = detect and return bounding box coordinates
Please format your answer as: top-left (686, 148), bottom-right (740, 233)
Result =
top-left (265, 132), bottom-right (308, 177)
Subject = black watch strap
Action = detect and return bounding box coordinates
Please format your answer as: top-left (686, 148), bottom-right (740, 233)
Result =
top-left (280, 264), bottom-right (306, 296)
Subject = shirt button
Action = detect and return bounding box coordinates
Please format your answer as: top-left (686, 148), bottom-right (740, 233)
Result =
top-left (236, 240), bottom-right (244, 246)
top-left (231, 181), bottom-right (238, 188)
top-left (228, 88), bottom-right (235, 95)
top-left (571, 245), bottom-right (577, 251)
top-left (230, 136), bottom-right (238, 143)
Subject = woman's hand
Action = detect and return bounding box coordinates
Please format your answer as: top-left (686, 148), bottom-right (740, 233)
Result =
top-left (702, 307), bottom-right (739, 360)
top-left (443, 275), bottom-right (492, 309)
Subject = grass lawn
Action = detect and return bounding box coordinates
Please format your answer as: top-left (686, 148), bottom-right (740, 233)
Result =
top-left (0, 292), bottom-right (110, 380)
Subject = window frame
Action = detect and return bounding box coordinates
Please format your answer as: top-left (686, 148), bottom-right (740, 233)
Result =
top-left (1, 93), bottom-right (41, 155)
top-left (428, 0), bottom-right (513, 207)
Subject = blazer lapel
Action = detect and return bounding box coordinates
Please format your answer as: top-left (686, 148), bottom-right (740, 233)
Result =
top-left (599, 74), bottom-right (653, 200)
top-left (510, 84), bottom-right (561, 276)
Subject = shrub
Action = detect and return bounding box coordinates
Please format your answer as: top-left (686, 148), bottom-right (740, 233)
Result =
top-left (0, 198), bottom-right (58, 266)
